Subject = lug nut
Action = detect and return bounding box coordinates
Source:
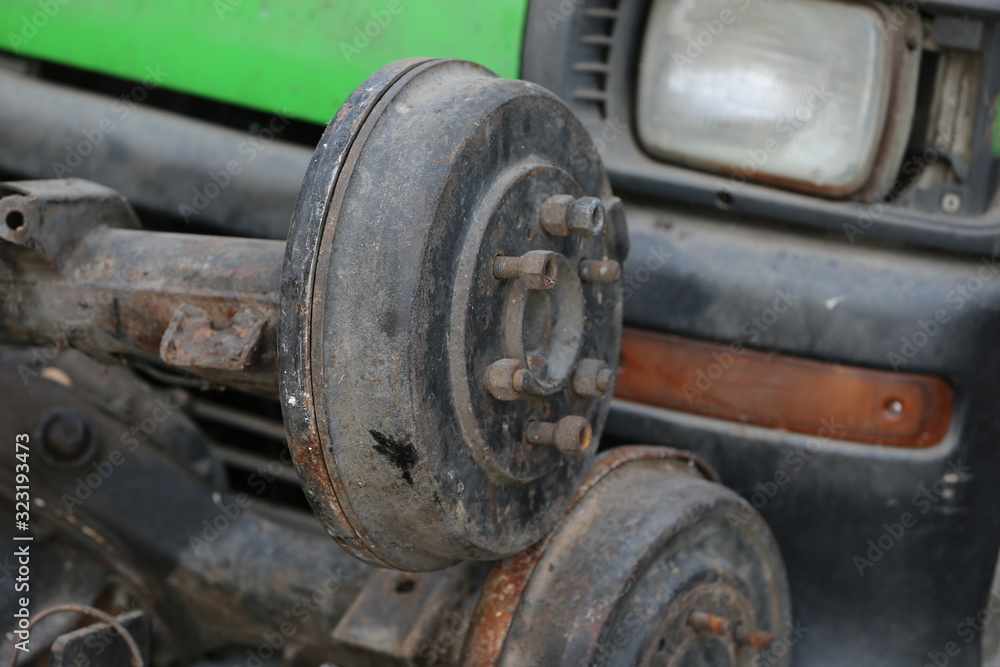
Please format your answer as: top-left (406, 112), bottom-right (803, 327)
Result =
top-left (493, 250), bottom-right (558, 290)
top-left (38, 410), bottom-right (96, 465)
top-left (579, 259), bottom-right (621, 283)
top-left (525, 416), bottom-right (592, 456)
top-left (688, 611), bottom-right (776, 650)
top-left (539, 195), bottom-right (605, 237)
top-left (485, 358), bottom-right (530, 401)
top-left (572, 359), bottom-right (614, 397)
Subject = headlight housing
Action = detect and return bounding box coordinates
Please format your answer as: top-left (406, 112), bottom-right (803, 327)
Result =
top-left (636, 0), bottom-right (909, 197)
top-left (522, 0), bottom-right (999, 254)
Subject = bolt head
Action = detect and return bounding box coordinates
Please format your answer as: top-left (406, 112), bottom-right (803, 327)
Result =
top-left (38, 410), bottom-right (96, 467)
top-left (567, 197), bottom-right (605, 237)
top-left (572, 359), bottom-right (613, 397)
top-left (941, 192), bottom-right (962, 214)
top-left (516, 250), bottom-right (558, 290)
top-left (539, 194), bottom-right (575, 236)
top-left (553, 416), bottom-right (592, 456)
top-left (485, 358), bottom-right (527, 401)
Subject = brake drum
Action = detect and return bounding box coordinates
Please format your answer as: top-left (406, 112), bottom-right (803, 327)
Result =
top-left (280, 59), bottom-right (627, 570)
top-left (463, 446), bottom-right (793, 666)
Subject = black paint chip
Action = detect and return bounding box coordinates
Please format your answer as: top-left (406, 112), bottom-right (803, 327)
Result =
top-left (369, 429), bottom-right (417, 486)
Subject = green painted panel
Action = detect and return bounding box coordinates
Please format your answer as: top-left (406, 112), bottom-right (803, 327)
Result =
top-left (993, 93), bottom-right (1000, 158)
top-left (1, 0), bottom-right (529, 123)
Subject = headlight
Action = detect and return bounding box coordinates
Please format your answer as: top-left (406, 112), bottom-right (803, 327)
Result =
top-left (637, 0), bottom-right (904, 197)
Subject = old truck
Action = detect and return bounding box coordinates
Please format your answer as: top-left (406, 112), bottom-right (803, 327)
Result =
top-left (0, 0), bottom-right (997, 665)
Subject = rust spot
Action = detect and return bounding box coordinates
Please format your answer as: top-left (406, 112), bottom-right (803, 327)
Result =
top-left (159, 303), bottom-right (267, 372)
top-left (462, 542), bottom-right (545, 664)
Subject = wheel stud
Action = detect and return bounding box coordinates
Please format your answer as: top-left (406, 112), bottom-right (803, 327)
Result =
top-left (540, 195), bottom-right (605, 237)
top-left (493, 250), bottom-right (558, 290)
top-left (688, 611), bottom-right (776, 650)
top-left (485, 358), bottom-right (530, 401)
top-left (572, 359), bottom-right (614, 397)
top-left (579, 259), bottom-right (621, 283)
top-left (525, 416), bottom-right (592, 456)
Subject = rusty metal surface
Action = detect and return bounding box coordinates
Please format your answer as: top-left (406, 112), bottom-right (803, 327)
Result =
top-left (0, 182), bottom-right (283, 392)
top-left (277, 57), bottom-right (431, 571)
top-left (280, 58), bottom-right (627, 571)
top-left (0, 179), bottom-right (141, 262)
top-left (462, 446), bottom-right (790, 666)
top-left (160, 304), bottom-right (268, 372)
top-left (0, 349), bottom-right (370, 664)
top-left (329, 563), bottom-right (487, 667)
top-left (461, 446), bottom-right (715, 666)
top-left (0, 61), bottom-right (628, 573)
top-left (0, 346), bottom-right (797, 665)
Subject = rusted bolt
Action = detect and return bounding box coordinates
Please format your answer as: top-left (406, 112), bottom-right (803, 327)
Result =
top-left (525, 416), bottom-right (592, 456)
top-left (688, 611), bottom-right (731, 637)
top-left (735, 624), bottom-right (777, 650)
top-left (493, 250), bottom-right (558, 290)
top-left (579, 259), bottom-right (621, 283)
top-left (572, 359), bottom-right (614, 397)
top-left (568, 197), bottom-right (605, 236)
top-left (539, 195), bottom-right (574, 236)
top-left (539, 195), bottom-right (605, 237)
top-left (688, 611), bottom-right (776, 650)
top-left (38, 410), bottom-right (96, 466)
top-left (485, 358), bottom-right (530, 401)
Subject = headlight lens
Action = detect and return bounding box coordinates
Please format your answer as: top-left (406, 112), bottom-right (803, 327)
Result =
top-left (637, 0), bottom-right (893, 196)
